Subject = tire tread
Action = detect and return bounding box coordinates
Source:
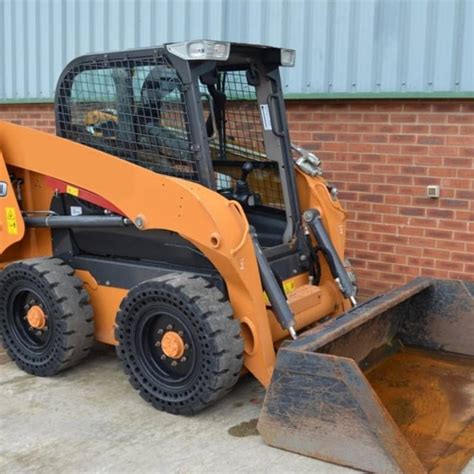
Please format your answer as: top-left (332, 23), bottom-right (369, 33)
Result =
top-left (115, 272), bottom-right (243, 415)
top-left (0, 257), bottom-right (94, 376)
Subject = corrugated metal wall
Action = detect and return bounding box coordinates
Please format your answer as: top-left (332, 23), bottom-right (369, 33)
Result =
top-left (0, 0), bottom-right (473, 102)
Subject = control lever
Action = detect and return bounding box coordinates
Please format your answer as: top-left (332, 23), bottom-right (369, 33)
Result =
top-left (233, 162), bottom-right (259, 207)
top-left (235, 162), bottom-right (253, 193)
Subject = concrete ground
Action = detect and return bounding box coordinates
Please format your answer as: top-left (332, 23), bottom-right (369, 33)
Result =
top-left (1, 347), bottom-right (473, 474)
top-left (0, 346), bottom-right (351, 474)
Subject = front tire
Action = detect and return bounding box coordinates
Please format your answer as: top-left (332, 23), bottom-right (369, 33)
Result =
top-left (115, 273), bottom-right (244, 415)
top-left (0, 258), bottom-right (94, 376)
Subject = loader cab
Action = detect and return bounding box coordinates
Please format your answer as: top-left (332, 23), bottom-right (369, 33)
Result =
top-left (55, 41), bottom-right (301, 252)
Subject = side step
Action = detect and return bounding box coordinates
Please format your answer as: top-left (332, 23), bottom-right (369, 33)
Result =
top-left (258, 278), bottom-right (474, 473)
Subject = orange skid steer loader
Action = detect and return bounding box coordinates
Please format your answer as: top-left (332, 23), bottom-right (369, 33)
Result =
top-left (0, 41), bottom-right (473, 472)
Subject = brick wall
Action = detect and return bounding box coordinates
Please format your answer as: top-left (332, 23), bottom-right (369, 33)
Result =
top-left (1, 100), bottom-right (473, 298)
top-left (0, 103), bottom-right (55, 132)
top-left (288, 99), bottom-right (473, 296)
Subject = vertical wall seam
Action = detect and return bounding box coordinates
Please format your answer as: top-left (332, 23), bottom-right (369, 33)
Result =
top-left (0, 0), bottom-right (5, 97)
top-left (397, 0), bottom-right (409, 91)
top-left (23, 0), bottom-right (28, 97)
top-left (325, 0), bottom-right (336, 92)
top-left (372, 0), bottom-right (383, 91)
top-left (423, 0), bottom-right (437, 91)
top-left (347, 0), bottom-right (359, 92)
top-left (452, 0), bottom-right (466, 90)
top-left (35, 0), bottom-right (41, 97)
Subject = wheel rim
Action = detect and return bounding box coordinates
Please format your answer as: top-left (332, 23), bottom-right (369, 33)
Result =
top-left (135, 303), bottom-right (199, 391)
top-left (7, 285), bottom-right (53, 353)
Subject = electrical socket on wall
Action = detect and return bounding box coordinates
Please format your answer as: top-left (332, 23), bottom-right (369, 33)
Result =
top-left (426, 185), bottom-right (440, 199)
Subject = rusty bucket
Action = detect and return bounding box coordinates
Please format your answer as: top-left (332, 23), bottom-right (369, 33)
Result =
top-left (258, 278), bottom-right (474, 473)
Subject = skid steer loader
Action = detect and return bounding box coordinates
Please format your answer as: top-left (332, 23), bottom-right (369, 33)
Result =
top-left (0, 40), bottom-right (472, 472)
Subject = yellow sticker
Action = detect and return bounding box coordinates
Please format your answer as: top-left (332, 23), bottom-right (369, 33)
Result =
top-left (283, 280), bottom-right (296, 295)
top-left (263, 291), bottom-right (270, 305)
top-left (66, 185), bottom-right (79, 197)
top-left (263, 279), bottom-right (296, 305)
top-left (5, 207), bottom-right (18, 235)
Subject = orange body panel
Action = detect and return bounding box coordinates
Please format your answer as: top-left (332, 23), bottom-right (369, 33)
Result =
top-left (75, 270), bottom-right (127, 346)
top-left (0, 153), bottom-right (25, 253)
top-left (296, 169), bottom-right (348, 255)
top-left (0, 121), bottom-right (348, 386)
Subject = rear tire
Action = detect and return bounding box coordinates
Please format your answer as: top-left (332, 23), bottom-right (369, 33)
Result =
top-left (115, 273), bottom-right (244, 415)
top-left (0, 258), bottom-right (94, 376)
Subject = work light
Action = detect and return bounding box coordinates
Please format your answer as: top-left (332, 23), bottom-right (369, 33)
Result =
top-left (280, 48), bottom-right (296, 67)
top-left (166, 40), bottom-right (231, 61)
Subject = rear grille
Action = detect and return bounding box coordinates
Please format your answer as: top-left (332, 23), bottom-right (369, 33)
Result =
top-left (57, 55), bottom-right (199, 181)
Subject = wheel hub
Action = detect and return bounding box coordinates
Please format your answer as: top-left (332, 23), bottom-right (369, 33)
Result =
top-left (161, 331), bottom-right (185, 359)
top-left (26, 305), bottom-right (47, 330)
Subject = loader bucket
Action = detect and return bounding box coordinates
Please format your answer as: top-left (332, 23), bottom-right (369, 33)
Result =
top-left (258, 278), bottom-right (474, 473)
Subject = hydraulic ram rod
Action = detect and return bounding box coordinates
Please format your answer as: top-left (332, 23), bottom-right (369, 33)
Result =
top-left (24, 215), bottom-right (131, 228)
top-left (303, 208), bottom-right (357, 305)
top-left (250, 228), bottom-right (297, 339)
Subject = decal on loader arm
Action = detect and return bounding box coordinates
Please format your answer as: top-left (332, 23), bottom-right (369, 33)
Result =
top-left (0, 149), bottom-right (25, 253)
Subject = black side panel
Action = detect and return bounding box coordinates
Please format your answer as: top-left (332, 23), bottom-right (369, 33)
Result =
top-left (70, 255), bottom-right (224, 292)
top-left (246, 206), bottom-right (287, 248)
top-left (71, 227), bottom-right (214, 269)
top-left (49, 195), bottom-right (223, 291)
top-left (51, 194), bottom-right (215, 271)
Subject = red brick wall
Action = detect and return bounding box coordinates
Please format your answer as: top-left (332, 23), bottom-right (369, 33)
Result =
top-left (288, 100), bottom-right (474, 296)
top-left (0, 103), bottom-right (55, 132)
top-left (1, 100), bottom-right (473, 297)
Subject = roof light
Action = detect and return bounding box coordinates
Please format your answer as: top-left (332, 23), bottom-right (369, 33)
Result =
top-left (280, 48), bottom-right (296, 67)
top-left (166, 40), bottom-right (231, 61)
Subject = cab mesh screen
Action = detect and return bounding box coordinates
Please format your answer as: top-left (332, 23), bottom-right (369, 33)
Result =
top-left (57, 55), bottom-right (198, 181)
top-left (207, 70), bottom-right (284, 209)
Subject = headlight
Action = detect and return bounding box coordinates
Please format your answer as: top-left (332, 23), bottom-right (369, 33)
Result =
top-left (166, 40), bottom-right (231, 61)
top-left (280, 48), bottom-right (296, 67)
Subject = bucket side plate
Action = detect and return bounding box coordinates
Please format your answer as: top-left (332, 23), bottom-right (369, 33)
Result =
top-left (258, 348), bottom-right (425, 473)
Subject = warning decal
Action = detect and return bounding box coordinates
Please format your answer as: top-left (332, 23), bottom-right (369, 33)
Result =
top-left (5, 207), bottom-right (18, 235)
top-left (66, 185), bottom-right (79, 197)
top-left (259, 104), bottom-right (273, 131)
top-left (283, 279), bottom-right (296, 295)
top-left (263, 278), bottom-right (297, 305)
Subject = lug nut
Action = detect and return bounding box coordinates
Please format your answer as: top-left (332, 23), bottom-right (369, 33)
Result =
top-left (171, 361), bottom-right (177, 367)
top-left (157, 329), bottom-right (164, 335)
top-left (166, 324), bottom-right (173, 330)
top-left (180, 357), bottom-right (187, 363)
top-left (184, 344), bottom-right (189, 350)
top-left (178, 330), bottom-right (183, 337)
top-left (155, 341), bottom-right (161, 347)
top-left (160, 354), bottom-right (166, 360)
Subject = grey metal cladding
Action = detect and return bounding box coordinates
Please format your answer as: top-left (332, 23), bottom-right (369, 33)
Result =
top-left (0, 0), bottom-right (472, 102)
